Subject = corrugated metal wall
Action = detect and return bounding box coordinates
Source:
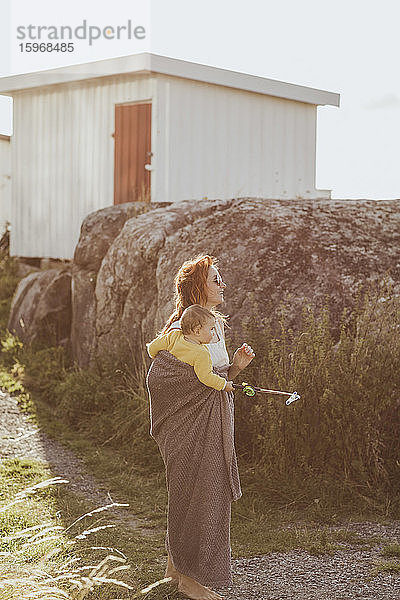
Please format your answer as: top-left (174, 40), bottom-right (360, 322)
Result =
top-left (0, 137), bottom-right (11, 233)
top-left (10, 71), bottom-right (329, 259)
top-left (153, 75), bottom-right (324, 203)
top-left (11, 74), bottom-right (154, 258)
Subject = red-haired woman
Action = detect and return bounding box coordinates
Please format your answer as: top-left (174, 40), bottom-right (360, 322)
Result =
top-left (146, 255), bottom-right (255, 600)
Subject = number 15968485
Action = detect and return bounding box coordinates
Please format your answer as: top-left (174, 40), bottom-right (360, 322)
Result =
top-left (19, 42), bottom-right (74, 52)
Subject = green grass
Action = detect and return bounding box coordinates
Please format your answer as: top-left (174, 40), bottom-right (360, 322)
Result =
top-left (382, 543), bottom-right (400, 558)
top-left (0, 458), bottom-right (179, 599)
top-left (369, 560), bottom-right (400, 577)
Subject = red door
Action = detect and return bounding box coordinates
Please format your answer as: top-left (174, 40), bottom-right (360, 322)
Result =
top-left (114, 103), bottom-right (152, 204)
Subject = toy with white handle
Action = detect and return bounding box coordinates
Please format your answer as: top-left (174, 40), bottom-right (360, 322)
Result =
top-left (232, 382), bottom-right (301, 406)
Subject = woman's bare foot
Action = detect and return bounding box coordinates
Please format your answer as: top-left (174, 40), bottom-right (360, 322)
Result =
top-left (164, 552), bottom-right (179, 584)
top-left (178, 573), bottom-right (224, 600)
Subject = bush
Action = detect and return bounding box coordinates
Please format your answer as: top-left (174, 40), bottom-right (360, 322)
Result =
top-left (231, 280), bottom-right (400, 510)
top-left (50, 355), bottom-right (162, 475)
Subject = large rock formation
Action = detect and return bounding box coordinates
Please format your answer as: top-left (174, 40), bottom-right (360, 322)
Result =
top-left (71, 197), bottom-right (400, 368)
top-left (71, 201), bottom-right (170, 366)
top-left (7, 268), bottom-right (72, 346)
top-left (7, 202), bottom-right (166, 352)
top-left (7, 198), bottom-right (399, 363)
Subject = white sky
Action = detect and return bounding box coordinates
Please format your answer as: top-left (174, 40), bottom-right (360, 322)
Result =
top-left (0, 0), bottom-right (399, 199)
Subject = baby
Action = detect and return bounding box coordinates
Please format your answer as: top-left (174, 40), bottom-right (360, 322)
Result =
top-left (146, 304), bottom-right (234, 392)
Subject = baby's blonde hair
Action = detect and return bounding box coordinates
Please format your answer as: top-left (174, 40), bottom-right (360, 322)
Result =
top-left (180, 304), bottom-right (216, 335)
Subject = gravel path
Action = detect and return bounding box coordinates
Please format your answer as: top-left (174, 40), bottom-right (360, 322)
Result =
top-left (1, 389), bottom-right (399, 599)
top-left (0, 389), bottom-right (155, 535)
top-left (215, 545), bottom-right (400, 600)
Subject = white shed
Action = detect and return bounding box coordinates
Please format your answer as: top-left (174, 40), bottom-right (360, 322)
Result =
top-left (0, 134), bottom-right (11, 236)
top-left (0, 53), bottom-right (339, 260)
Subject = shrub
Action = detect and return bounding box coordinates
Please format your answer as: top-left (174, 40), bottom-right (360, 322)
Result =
top-left (231, 280), bottom-right (400, 510)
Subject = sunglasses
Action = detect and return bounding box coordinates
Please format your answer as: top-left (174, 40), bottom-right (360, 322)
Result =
top-left (215, 273), bottom-right (225, 287)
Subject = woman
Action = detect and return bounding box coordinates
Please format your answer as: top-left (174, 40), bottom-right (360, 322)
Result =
top-left (146, 255), bottom-right (255, 600)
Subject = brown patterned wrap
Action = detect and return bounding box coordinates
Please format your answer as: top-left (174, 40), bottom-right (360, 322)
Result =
top-left (146, 350), bottom-right (242, 587)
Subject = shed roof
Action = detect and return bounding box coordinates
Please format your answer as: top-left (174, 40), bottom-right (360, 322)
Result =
top-left (0, 53), bottom-right (340, 107)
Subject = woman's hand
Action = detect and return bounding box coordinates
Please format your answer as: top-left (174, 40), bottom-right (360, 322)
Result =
top-left (225, 380), bottom-right (234, 392)
top-left (231, 343), bottom-right (255, 375)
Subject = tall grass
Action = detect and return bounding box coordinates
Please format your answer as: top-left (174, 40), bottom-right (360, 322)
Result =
top-left (231, 281), bottom-right (400, 512)
top-left (0, 460), bottom-right (172, 599)
top-left (47, 347), bottom-right (163, 476)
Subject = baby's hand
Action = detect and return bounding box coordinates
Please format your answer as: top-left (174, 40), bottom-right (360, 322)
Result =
top-left (225, 381), bottom-right (234, 392)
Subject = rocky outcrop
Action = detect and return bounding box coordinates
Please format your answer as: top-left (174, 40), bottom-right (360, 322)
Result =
top-left (72, 199), bottom-right (231, 366)
top-left (71, 201), bottom-right (170, 366)
top-left (71, 197), bottom-right (400, 368)
top-left (7, 202), bottom-right (166, 352)
top-left (8, 198), bottom-right (400, 363)
top-left (7, 268), bottom-right (72, 346)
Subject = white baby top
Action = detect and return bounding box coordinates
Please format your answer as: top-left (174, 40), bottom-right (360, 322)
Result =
top-left (168, 316), bottom-right (230, 368)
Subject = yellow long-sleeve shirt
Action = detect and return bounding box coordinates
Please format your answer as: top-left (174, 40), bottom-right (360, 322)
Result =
top-left (146, 330), bottom-right (227, 391)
